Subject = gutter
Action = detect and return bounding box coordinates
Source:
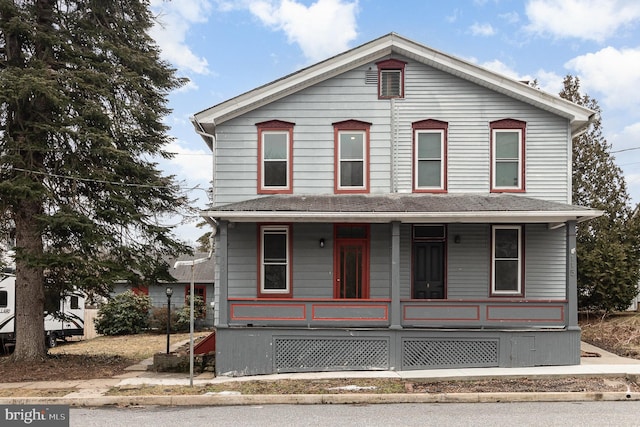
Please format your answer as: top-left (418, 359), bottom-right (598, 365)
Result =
top-left (201, 209), bottom-right (604, 225)
top-left (190, 117), bottom-right (216, 151)
top-left (571, 112), bottom-right (598, 139)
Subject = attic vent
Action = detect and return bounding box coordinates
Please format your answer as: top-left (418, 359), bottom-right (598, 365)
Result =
top-left (365, 69), bottom-right (377, 85)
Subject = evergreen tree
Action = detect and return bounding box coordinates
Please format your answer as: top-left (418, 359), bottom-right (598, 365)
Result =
top-left (560, 75), bottom-right (640, 312)
top-left (0, 0), bottom-right (190, 361)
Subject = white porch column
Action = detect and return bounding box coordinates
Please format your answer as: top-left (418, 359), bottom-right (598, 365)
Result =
top-left (566, 220), bottom-right (578, 328)
top-left (390, 221), bottom-right (402, 329)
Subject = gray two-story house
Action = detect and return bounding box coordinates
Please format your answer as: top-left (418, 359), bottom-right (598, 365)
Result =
top-left (192, 33), bottom-right (601, 376)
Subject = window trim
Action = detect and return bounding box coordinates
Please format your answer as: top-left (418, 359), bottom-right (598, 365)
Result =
top-left (333, 120), bottom-right (371, 194)
top-left (257, 224), bottom-right (293, 298)
top-left (131, 286), bottom-right (149, 296)
top-left (376, 59), bottom-right (406, 99)
top-left (256, 120), bottom-right (295, 194)
top-left (184, 284), bottom-right (207, 318)
top-left (490, 119), bottom-right (526, 192)
top-left (412, 119), bottom-right (448, 192)
top-left (490, 225), bottom-right (524, 296)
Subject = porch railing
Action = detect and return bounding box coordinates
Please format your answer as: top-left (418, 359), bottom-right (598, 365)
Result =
top-left (226, 298), bottom-right (568, 329)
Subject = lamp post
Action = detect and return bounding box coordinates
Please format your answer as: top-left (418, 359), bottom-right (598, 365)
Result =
top-left (174, 256), bottom-right (209, 387)
top-left (165, 287), bottom-right (173, 354)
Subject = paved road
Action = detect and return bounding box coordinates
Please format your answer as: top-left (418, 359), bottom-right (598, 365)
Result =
top-left (72, 401), bottom-right (640, 427)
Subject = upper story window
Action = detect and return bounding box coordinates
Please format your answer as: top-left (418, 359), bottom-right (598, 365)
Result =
top-left (376, 59), bottom-right (406, 99)
top-left (491, 225), bottom-right (523, 296)
top-left (333, 120), bottom-right (371, 194)
top-left (256, 120), bottom-right (294, 194)
top-left (259, 225), bottom-right (292, 297)
top-left (491, 119), bottom-right (526, 192)
top-left (412, 119), bottom-right (448, 192)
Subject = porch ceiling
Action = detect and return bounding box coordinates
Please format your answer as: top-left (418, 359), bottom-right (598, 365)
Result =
top-left (201, 194), bottom-right (602, 225)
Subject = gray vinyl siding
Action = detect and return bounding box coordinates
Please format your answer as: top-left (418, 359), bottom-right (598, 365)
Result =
top-left (224, 223), bottom-right (391, 299)
top-left (213, 56), bottom-right (571, 205)
top-left (226, 223), bottom-right (258, 298)
top-left (370, 224), bottom-right (391, 298)
top-left (525, 224), bottom-right (566, 299)
top-left (399, 224), bottom-right (412, 299)
top-left (446, 224), bottom-right (491, 299)
top-left (291, 223), bottom-right (334, 298)
top-left (222, 222), bottom-right (566, 301)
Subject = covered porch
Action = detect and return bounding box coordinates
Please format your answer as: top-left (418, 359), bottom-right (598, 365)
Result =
top-left (203, 193), bottom-right (601, 375)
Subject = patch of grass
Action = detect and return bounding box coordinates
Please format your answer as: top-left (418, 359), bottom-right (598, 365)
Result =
top-left (104, 376), bottom-right (640, 397)
top-left (107, 379), bottom-right (407, 396)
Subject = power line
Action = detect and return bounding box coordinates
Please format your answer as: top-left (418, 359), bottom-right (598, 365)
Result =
top-left (10, 167), bottom-right (210, 194)
top-left (612, 146), bottom-right (640, 153)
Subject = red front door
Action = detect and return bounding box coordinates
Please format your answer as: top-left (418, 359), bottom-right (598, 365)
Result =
top-left (334, 225), bottom-right (369, 299)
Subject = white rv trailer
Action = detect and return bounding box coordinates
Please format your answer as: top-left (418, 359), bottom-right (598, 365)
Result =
top-left (0, 273), bottom-right (85, 351)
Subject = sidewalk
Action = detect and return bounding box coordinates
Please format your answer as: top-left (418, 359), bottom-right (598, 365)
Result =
top-left (2, 341), bottom-right (640, 406)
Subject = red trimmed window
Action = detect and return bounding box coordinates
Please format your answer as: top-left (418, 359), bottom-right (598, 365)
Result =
top-left (256, 120), bottom-right (294, 194)
top-left (490, 119), bottom-right (526, 192)
top-left (376, 59), bottom-right (406, 99)
top-left (491, 225), bottom-right (523, 296)
top-left (131, 286), bottom-right (149, 296)
top-left (258, 224), bottom-right (292, 297)
top-left (412, 119), bottom-right (448, 192)
top-left (185, 284), bottom-right (207, 318)
top-left (333, 120), bottom-right (371, 193)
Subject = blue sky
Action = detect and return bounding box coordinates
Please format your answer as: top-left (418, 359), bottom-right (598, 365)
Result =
top-left (148, 0), bottom-right (640, 244)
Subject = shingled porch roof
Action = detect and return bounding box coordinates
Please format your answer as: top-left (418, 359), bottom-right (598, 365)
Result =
top-left (202, 194), bottom-right (602, 226)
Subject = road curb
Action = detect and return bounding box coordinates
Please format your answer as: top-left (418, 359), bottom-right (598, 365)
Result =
top-left (0, 391), bottom-right (638, 407)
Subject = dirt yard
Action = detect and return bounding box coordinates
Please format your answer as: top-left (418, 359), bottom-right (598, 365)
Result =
top-left (579, 312), bottom-right (640, 358)
top-left (0, 332), bottom-right (208, 382)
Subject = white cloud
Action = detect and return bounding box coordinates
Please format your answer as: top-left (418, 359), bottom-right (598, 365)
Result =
top-left (164, 140), bottom-right (212, 182)
top-left (499, 11), bottom-right (520, 24)
top-left (606, 123), bottom-right (640, 204)
top-left (533, 69), bottom-right (563, 95)
top-left (174, 80), bottom-right (200, 93)
top-left (480, 59), bottom-right (531, 82)
top-left (565, 46), bottom-right (640, 110)
top-left (474, 59), bottom-right (566, 98)
top-left (446, 8), bottom-right (460, 23)
top-left (470, 22), bottom-right (496, 36)
top-left (149, 0), bottom-right (212, 75)
top-left (247, 0), bottom-right (359, 62)
top-left (525, 0), bottom-right (640, 42)
top-left (609, 122), bottom-right (640, 152)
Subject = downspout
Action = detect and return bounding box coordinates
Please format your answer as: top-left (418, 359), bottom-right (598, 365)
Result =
top-left (191, 117), bottom-right (217, 207)
top-left (390, 98), bottom-right (399, 193)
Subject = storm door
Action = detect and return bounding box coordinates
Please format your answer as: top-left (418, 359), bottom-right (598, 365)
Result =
top-left (334, 225), bottom-right (369, 299)
top-left (412, 226), bottom-right (445, 299)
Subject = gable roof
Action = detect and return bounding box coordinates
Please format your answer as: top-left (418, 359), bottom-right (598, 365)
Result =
top-left (192, 32), bottom-right (595, 148)
top-left (202, 194), bottom-right (602, 226)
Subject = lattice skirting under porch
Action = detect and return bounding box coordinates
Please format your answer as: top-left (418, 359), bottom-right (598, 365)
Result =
top-left (213, 328), bottom-right (581, 376)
